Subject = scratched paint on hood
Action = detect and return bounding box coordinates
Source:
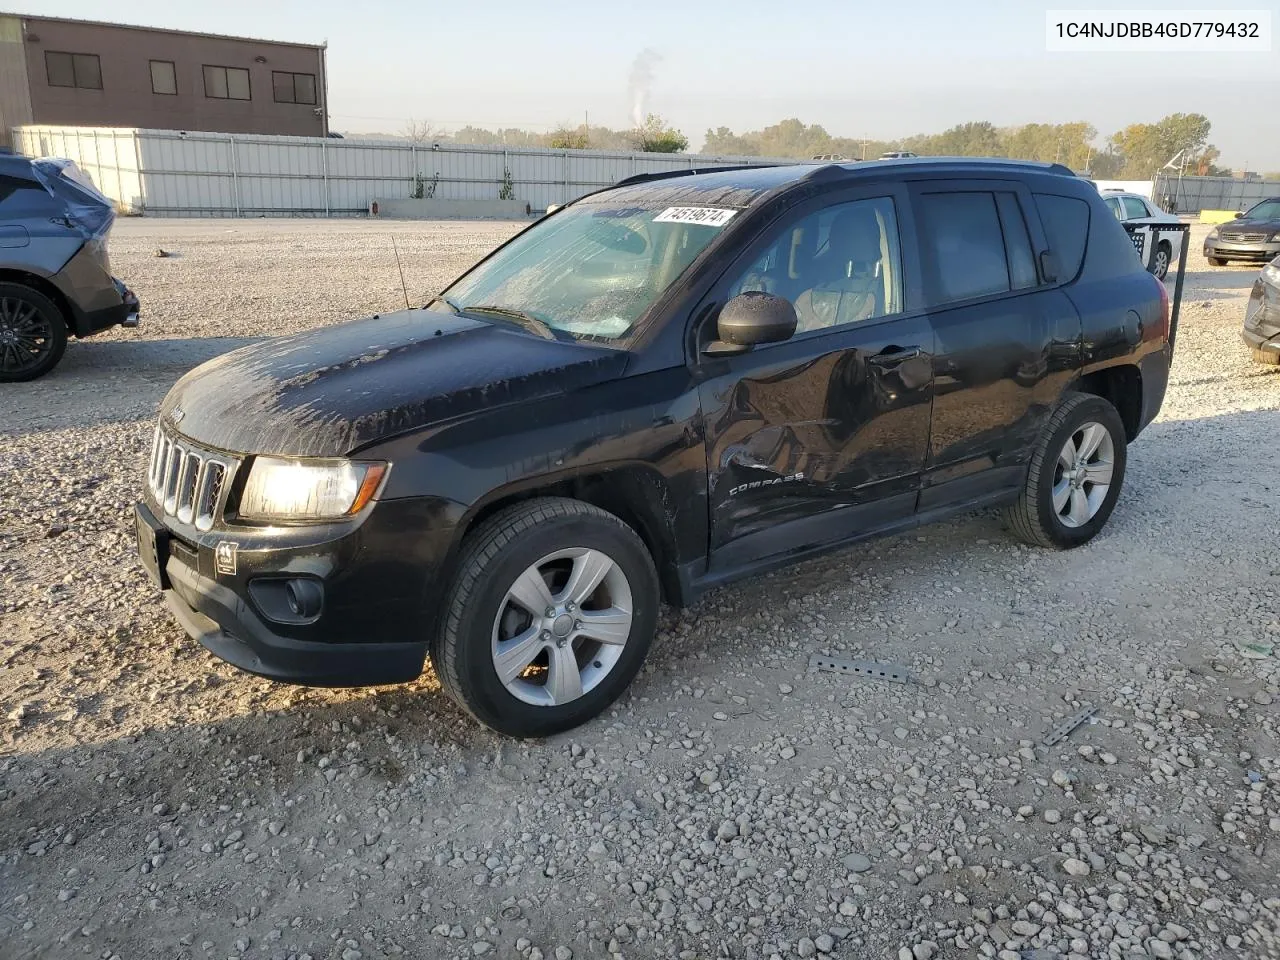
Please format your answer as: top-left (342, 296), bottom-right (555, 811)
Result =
top-left (160, 310), bottom-right (628, 458)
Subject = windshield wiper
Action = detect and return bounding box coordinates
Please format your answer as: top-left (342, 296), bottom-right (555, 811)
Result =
top-left (424, 294), bottom-right (463, 314)
top-left (463, 304), bottom-right (564, 341)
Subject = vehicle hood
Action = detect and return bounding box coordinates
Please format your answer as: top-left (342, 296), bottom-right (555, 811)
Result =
top-left (160, 310), bottom-right (629, 457)
top-left (1225, 216), bottom-right (1280, 230)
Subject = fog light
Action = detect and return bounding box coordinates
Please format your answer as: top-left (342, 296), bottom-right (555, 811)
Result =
top-left (285, 579), bottom-right (323, 619)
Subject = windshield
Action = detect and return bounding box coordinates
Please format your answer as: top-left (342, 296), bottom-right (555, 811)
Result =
top-left (1243, 200), bottom-right (1280, 221)
top-left (435, 201), bottom-right (739, 341)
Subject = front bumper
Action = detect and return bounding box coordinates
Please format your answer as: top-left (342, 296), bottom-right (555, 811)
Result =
top-left (135, 496), bottom-right (457, 687)
top-left (1204, 237), bottom-right (1280, 262)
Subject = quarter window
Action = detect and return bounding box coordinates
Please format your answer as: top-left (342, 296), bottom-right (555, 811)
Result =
top-left (203, 65), bottom-right (251, 100)
top-left (918, 192), bottom-right (1011, 304)
top-left (1033, 194), bottom-right (1090, 283)
top-left (45, 51), bottom-right (102, 90)
top-left (728, 196), bottom-right (903, 334)
top-left (150, 60), bottom-right (177, 95)
top-left (272, 71), bottom-right (317, 105)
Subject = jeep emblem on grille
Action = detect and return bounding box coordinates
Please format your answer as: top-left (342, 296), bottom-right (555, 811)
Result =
top-left (215, 541), bottom-right (238, 576)
top-left (171, 407), bottom-right (185, 424)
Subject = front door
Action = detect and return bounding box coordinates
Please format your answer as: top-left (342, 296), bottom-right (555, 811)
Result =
top-left (695, 190), bottom-right (935, 574)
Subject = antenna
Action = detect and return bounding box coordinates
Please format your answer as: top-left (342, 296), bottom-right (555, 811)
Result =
top-left (390, 235), bottom-right (411, 311)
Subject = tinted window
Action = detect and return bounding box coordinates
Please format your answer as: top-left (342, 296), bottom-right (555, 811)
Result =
top-left (45, 51), bottom-right (101, 90)
top-left (0, 177), bottom-right (52, 213)
top-left (995, 193), bottom-right (1037, 290)
top-left (728, 196), bottom-right (903, 333)
top-left (203, 65), bottom-right (251, 100)
top-left (1122, 196), bottom-right (1149, 219)
top-left (1033, 194), bottom-right (1090, 282)
top-left (919, 192), bottom-right (1010, 304)
top-left (1103, 196), bottom-right (1123, 220)
top-left (1244, 199), bottom-right (1280, 220)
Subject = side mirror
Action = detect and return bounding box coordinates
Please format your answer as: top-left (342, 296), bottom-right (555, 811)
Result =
top-left (1235, 212), bottom-right (1244, 219)
top-left (706, 292), bottom-right (797, 355)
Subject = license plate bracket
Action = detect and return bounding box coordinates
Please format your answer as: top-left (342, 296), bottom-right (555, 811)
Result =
top-left (135, 503), bottom-right (171, 590)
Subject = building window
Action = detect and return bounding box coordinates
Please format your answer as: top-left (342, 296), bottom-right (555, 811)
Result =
top-left (150, 60), bottom-right (177, 96)
top-left (203, 65), bottom-right (251, 100)
top-left (272, 71), bottom-right (317, 105)
top-left (45, 51), bottom-right (102, 90)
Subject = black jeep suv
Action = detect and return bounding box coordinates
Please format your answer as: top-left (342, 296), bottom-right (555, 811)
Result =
top-left (136, 159), bottom-right (1172, 736)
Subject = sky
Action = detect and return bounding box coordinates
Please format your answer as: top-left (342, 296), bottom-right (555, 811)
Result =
top-left (13, 0), bottom-right (1280, 169)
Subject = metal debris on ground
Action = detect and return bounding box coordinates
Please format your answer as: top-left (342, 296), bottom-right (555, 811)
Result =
top-left (809, 655), bottom-right (914, 685)
top-left (1040, 704), bottom-right (1098, 749)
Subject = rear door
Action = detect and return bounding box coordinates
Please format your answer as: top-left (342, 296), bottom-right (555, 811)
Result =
top-left (696, 186), bottom-right (936, 573)
top-left (911, 179), bottom-right (1081, 509)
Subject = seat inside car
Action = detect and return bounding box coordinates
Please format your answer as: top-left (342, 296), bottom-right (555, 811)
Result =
top-left (793, 210), bottom-right (888, 333)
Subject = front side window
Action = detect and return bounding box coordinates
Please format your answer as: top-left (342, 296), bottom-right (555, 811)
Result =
top-left (272, 71), bottom-right (317, 104)
top-left (45, 51), bottom-right (102, 90)
top-left (203, 65), bottom-right (251, 100)
top-left (1122, 196), bottom-right (1149, 219)
top-left (435, 201), bottom-right (735, 341)
top-left (918, 191), bottom-right (1011, 304)
top-left (728, 196), bottom-right (903, 334)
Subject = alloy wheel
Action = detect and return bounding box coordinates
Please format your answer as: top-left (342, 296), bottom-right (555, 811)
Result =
top-left (1052, 421), bottom-right (1115, 528)
top-left (1153, 248), bottom-right (1170, 279)
top-left (0, 295), bottom-right (56, 377)
top-left (490, 547), bottom-right (634, 707)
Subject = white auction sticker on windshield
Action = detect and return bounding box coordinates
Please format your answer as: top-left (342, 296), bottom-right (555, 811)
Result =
top-left (652, 206), bottom-right (738, 226)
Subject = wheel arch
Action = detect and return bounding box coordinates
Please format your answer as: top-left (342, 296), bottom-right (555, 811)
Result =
top-left (1072, 363), bottom-right (1143, 441)
top-left (453, 464), bottom-right (687, 607)
top-left (0, 268), bottom-right (76, 335)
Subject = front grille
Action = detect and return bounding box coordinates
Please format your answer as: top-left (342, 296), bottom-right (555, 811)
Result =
top-left (1221, 232), bottom-right (1268, 243)
top-left (147, 425), bottom-right (238, 531)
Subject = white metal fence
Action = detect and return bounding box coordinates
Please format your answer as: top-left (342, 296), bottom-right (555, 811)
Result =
top-left (11, 125), bottom-right (782, 218)
top-left (1152, 173), bottom-right (1280, 214)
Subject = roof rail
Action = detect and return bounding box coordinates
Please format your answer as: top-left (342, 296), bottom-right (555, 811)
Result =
top-left (612, 163), bottom-right (780, 188)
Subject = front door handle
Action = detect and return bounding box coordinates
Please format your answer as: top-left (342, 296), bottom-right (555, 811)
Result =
top-left (868, 345), bottom-right (922, 368)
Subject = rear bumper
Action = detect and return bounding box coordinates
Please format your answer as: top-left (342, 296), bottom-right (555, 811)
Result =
top-left (79, 279), bottom-right (139, 334)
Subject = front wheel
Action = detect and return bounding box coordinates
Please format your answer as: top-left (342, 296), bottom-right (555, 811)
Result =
top-left (432, 497), bottom-right (659, 737)
top-left (1003, 393), bottom-right (1128, 549)
top-left (1208, 257), bottom-right (1228, 267)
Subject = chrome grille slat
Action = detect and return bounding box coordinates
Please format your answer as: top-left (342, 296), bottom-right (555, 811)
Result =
top-left (146, 425), bottom-right (238, 531)
top-left (1222, 231), bottom-right (1267, 243)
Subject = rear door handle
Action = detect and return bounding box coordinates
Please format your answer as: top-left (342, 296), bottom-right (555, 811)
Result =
top-left (868, 345), bottom-right (922, 368)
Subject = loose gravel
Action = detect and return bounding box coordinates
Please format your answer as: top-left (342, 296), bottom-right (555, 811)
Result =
top-left (2, 219), bottom-right (1279, 960)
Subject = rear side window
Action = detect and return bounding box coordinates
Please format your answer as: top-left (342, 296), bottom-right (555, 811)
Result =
top-left (0, 175), bottom-right (51, 213)
top-left (995, 193), bottom-right (1037, 290)
top-left (918, 191), bottom-right (1010, 303)
top-left (1033, 194), bottom-right (1090, 282)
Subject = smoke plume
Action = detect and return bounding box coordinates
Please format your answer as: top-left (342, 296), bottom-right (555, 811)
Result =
top-left (628, 49), bottom-right (662, 128)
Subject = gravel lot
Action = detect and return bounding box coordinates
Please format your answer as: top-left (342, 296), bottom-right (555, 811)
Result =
top-left (2, 218), bottom-right (1279, 960)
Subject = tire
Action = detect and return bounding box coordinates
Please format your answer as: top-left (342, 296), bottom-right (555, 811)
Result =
top-left (1252, 348), bottom-right (1280, 366)
top-left (0, 283), bottom-right (68, 382)
top-left (1208, 257), bottom-right (1228, 267)
top-left (1150, 242), bottom-right (1171, 280)
top-left (1003, 393), bottom-right (1128, 549)
top-left (432, 497), bottom-right (659, 737)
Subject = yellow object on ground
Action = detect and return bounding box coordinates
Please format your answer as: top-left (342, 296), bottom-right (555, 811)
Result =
top-left (1200, 210), bottom-right (1241, 224)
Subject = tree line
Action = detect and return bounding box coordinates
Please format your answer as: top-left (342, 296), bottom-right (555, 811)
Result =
top-left (378, 112), bottom-right (1241, 179)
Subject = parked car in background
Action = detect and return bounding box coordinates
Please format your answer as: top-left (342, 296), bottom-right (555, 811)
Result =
top-left (1100, 189), bottom-right (1182, 279)
top-left (1242, 255), bottom-right (1280, 364)
top-left (0, 155), bottom-right (138, 381)
top-left (878, 151), bottom-right (918, 160)
top-left (137, 158), bottom-right (1175, 737)
top-left (1204, 198), bottom-right (1280, 266)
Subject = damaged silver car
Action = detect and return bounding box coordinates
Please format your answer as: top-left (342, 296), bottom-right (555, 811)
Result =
top-left (0, 155), bottom-right (139, 381)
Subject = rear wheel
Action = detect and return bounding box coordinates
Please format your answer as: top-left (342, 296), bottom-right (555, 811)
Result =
top-left (432, 497), bottom-right (659, 737)
top-left (1004, 393), bottom-right (1128, 549)
top-left (0, 283), bottom-right (67, 382)
top-left (1151, 242), bottom-right (1171, 279)
top-left (1208, 257), bottom-right (1228, 266)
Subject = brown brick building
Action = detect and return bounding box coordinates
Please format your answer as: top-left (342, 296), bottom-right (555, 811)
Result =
top-left (0, 13), bottom-right (328, 148)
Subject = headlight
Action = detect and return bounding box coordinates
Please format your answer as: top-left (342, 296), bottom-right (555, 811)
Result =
top-left (1263, 262), bottom-right (1280, 287)
top-left (1207, 227), bottom-right (1219, 239)
top-left (239, 457), bottom-right (387, 521)
top-left (1270, 231), bottom-right (1280, 242)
